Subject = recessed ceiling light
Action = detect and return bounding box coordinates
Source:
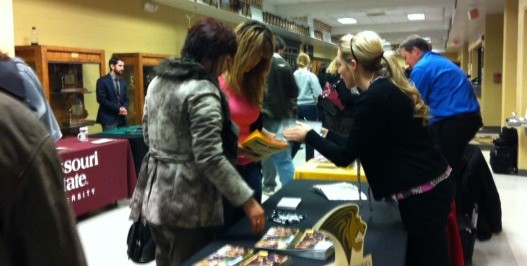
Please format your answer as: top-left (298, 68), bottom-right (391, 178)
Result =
top-left (337, 18), bottom-right (357, 24)
top-left (407, 13), bottom-right (425, 21)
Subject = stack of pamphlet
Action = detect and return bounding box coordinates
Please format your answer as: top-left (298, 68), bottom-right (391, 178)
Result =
top-left (240, 130), bottom-right (288, 161)
top-left (193, 244), bottom-right (291, 266)
top-left (313, 182), bottom-right (367, 201)
top-left (276, 197), bottom-right (302, 210)
top-left (255, 226), bottom-right (334, 260)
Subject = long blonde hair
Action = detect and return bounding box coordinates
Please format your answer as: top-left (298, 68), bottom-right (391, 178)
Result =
top-left (225, 20), bottom-right (274, 105)
top-left (326, 57), bottom-right (340, 75)
top-left (340, 31), bottom-right (429, 120)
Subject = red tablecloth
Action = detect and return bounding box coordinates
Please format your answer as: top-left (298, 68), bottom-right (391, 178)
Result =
top-left (56, 137), bottom-right (137, 216)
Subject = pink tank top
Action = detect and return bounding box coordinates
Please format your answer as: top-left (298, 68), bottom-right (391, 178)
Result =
top-left (219, 76), bottom-right (260, 165)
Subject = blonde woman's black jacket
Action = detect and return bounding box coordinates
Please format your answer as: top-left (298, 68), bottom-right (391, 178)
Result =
top-left (305, 78), bottom-right (448, 199)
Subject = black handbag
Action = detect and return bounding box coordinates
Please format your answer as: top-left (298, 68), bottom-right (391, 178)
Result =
top-left (127, 152), bottom-right (156, 263)
top-left (127, 218), bottom-right (156, 263)
top-left (319, 81), bottom-right (344, 116)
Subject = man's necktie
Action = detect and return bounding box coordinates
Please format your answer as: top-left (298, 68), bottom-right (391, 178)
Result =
top-left (115, 78), bottom-right (122, 104)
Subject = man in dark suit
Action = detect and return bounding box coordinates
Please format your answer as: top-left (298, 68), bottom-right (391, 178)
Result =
top-left (96, 56), bottom-right (129, 130)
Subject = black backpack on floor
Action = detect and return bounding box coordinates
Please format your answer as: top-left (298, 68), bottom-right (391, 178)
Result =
top-left (490, 127), bottom-right (518, 174)
top-left (490, 145), bottom-right (518, 174)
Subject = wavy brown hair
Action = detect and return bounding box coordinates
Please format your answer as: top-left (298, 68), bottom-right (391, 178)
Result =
top-left (225, 20), bottom-right (273, 105)
top-left (181, 17), bottom-right (237, 74)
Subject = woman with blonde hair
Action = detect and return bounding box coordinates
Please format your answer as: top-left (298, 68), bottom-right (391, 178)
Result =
top-left (284, 30), bottom-right (453, 266)
top-left (320, 54), bottom-right (360, 135)
top-left (293, 52), bottom-right (322, 161)
top-left (219, 20), bottom-right (274, 228)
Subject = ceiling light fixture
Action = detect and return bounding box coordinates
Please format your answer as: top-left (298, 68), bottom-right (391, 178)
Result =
top-left (407, 13), bottom-right (425, 21)
top-left (144, 1), bottom-right (159, 13)
top-left (337, 18), bottom-right (357, 24)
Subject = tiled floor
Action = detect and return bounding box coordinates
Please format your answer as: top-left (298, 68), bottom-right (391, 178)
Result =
top-left (77, 147), bottom-right (527, 265)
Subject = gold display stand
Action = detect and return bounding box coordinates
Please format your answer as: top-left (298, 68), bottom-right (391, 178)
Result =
top-left (313, 203), bottom-right (373, 266)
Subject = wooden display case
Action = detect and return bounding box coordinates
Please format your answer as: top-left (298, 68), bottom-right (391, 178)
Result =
top-left (15, 45), bottom-right (106, 134)
top-left (113, 53), bottom-right (171, 125)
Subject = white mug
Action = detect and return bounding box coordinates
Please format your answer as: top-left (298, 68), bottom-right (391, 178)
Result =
top-left (77, 126), bottom-right (88, 142)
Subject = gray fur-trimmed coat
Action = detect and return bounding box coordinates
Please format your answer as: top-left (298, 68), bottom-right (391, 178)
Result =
top-left (129, 59), bottom-right (254, 228)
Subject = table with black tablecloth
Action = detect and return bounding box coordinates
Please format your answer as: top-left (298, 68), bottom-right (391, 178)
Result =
top-left (56, 137), bottom-right (137, 216)
top-left (182, 180), bottom-right (407, 266)
top-left (92, 125), bottom-right (148, 174)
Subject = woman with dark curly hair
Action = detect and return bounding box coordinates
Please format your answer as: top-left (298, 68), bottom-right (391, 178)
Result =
top-left (129, 17), bottom-right (265, 265)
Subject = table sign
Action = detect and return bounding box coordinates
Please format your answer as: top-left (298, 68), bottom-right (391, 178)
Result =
top-left (56, 137), bottom-right (137, 216)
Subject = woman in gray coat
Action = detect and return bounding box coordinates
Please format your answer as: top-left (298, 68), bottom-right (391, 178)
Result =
top-left (129, 17), bottom-right (265, 266)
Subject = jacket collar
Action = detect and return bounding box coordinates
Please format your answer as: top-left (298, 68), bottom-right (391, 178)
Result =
top-left (155, 58), bottom-right (218, 87)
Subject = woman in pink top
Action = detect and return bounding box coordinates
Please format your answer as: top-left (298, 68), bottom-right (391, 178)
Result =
top-left (220, 20), bottom-right (274, 229)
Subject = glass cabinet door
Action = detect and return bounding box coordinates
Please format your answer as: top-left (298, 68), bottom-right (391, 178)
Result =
top-left (48, 63), bottom-right (97, 132)
top-left (123, 65), bottom-right (137, 125)
top-left (143, 65), bottom-right (156, 97)
top-left (15, 45), bottom-right (106, 135)
top-left (113, 53), bottom-right (171, 125)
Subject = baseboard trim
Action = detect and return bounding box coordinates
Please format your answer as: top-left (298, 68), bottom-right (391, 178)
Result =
top-left (479, 126), bottom-right (501, 134)
top-left (517, 169), bottom-right (527, 177)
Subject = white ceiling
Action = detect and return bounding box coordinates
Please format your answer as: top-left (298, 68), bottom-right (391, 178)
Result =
top-left (265, 0), bottom-right (504, 53)
top-left (154, 0), bottom-right (505, 53)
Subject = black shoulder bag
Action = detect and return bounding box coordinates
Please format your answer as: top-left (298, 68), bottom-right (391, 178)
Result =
top-left (127, 153), bottom-right (156, 263)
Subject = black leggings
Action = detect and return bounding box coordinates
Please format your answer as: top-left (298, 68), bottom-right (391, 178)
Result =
top-left (398, 178), bottom-right (455, 266)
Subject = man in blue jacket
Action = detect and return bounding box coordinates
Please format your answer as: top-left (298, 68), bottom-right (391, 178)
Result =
top-left (96, 56), bottom-right (129, 130)
top-left (399, 36), bottom-right (482, 184)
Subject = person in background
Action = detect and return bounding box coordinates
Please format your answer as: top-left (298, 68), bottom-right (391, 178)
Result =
top-left (219, 20), bottom-right (274, 228)
top-left (96, 56), bottom-right (129, 130)
top-left (292, 52), bottom-right (322, 161)
top-left (261, 36), bottom-right (298, 195)
top-left (0, 55), bottom-right (87, 266)
top-left (315, 62), bottom-right (328, 126)
top-left (322, 54), bottom-right (360, 135)
top-left (316, 62), bottom-right (327, 88)
top-left (284, 30), bottom-right (454, 266)
top-left (129, 17), bottom-right (265, 266)
top-left (398, 36), bottom-right (482, 186)
top-left (0, 52), bottom-right (62, 141)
